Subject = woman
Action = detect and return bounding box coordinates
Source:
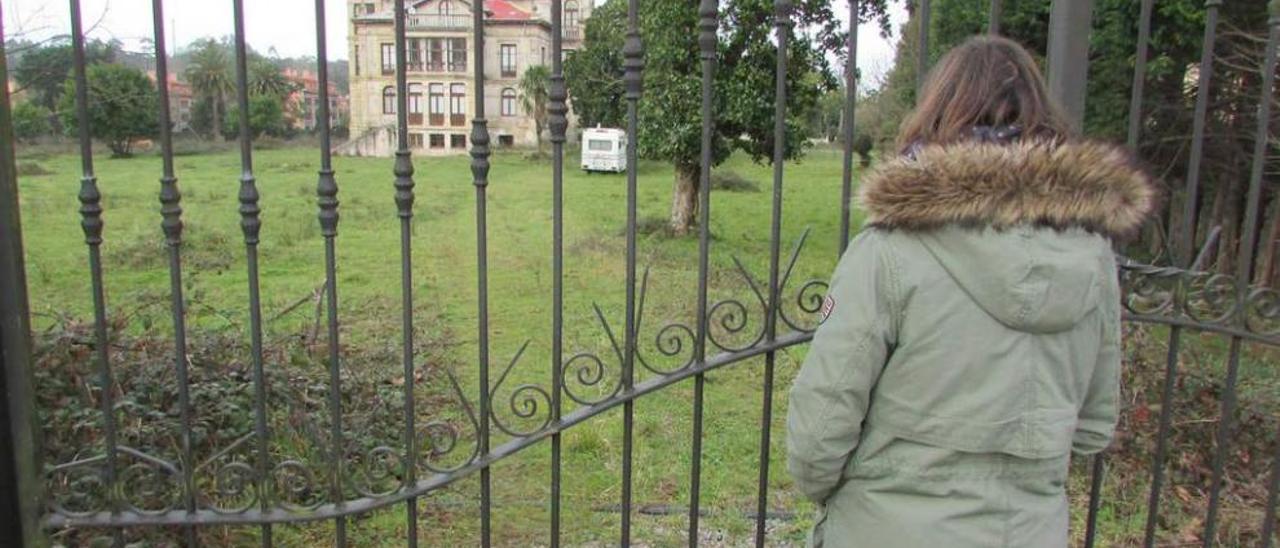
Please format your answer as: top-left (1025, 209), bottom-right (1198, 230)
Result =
top-left (785, 36), bottom-right (1156, 547)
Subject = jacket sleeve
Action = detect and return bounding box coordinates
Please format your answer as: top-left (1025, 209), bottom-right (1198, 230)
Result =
top-left (1073, 265), bottom-right (1122, 455)
top-left (786, 230), bottom-right (900, 504)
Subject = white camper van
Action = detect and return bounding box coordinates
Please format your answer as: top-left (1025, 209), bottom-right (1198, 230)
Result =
top-left (581, 127), bottom-right (627, 173)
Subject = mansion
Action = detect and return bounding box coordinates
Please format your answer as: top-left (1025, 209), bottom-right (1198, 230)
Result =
top-left (341, 0), bottom-right (589, 156)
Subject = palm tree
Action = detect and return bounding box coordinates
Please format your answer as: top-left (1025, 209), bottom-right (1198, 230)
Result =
top-left (518, 65), bottom-right (551, 152)
top-left (183, 39), bottom-right (234, 139)
top-left (249, 57), bottom-right (297, 99)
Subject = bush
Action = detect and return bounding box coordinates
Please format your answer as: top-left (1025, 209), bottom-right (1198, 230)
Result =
top-left (224, 94), bottom-right (289, 139)
top-left (57, 63), bottom-right (160, 157)
top-left (710, 170), bottom-right (760, 193)
top-left (12, 101), bottom-right (52, 141)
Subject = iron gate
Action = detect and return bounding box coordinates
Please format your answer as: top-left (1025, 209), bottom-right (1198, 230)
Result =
top-left (0, 0), bottom-right (1278, 546)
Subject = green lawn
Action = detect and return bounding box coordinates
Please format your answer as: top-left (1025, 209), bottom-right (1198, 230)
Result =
top-left (15, 144), bottom-right (1277, 546)
top-left (19, 143), bottom-right (851, 546)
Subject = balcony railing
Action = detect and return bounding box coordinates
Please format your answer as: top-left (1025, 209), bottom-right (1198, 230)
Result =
top-left (407, 13), bottom-right (470, 30)
top-left (406, 60), bottom-right (469, 74)
top-left (563, 26), bottom-right (582, 40)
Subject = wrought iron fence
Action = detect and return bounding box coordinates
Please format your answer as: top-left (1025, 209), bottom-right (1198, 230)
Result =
top-left (0, 0), bottom-right (1277, 546)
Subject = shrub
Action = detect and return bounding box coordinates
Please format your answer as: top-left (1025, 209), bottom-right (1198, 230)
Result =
top-left (12, 101), bottom-right (52, 141)
top-left (710, 170), bottom-right (760, 193)
top-left (57, 63), bottom-right (160, 157)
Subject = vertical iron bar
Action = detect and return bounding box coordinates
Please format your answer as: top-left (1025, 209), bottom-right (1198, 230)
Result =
top-left (915, 0), bottom-right (930, 95)
top-left (1046, 0), bottom-right (1094, 128)
top-left (392, 1), bottom-right (420, 545)
top-left (470, 0), bottom-right (493, 544)
top-left (987, 0), bottom-right (1001, 35)
top-left (1083, 455), bottom-right (1105, 548)
top-left (149, 3), bottom-right (196, 545)
top-left (1266, 439), bottom-right (1280, 548)
top-left (1179, 0), bottom-right (1221, 266)
top-left (1128, 0), bottom-right (1171, 542)
top-left (839, 0), bottom-right (857, 253)
top-left (69, 2), bottom-right (123, 546)
top-left (1260, 16), bottom-right (1280, 548)
top-left (231, 2), bottom-right (272, 545)
top-left (1143, 329), bottom-right (1185, 547)
top-left (621, 0), bottom-right (644, 542)
top-left (690, 0), bottom-right (717, 544)
top-left (1205, 6), bottom-right (1278, 543)
top-left (549, 0), bottom-right (568, 543)
top-left (0, 13), bottom-right (44, 546)
top-left (757, 0), bottom-right (791, 545)
top-left (1126, 0), bottom-right (1154, 150)
top-left (314, 2), bottom-right (348, 546)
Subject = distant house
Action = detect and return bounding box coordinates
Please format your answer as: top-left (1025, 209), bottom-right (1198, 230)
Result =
top-left (341, 0), bottom-right (589, 156)
top-left (148, 71), bottom-right (194, 133)
top-left (283, 68), bottom-right (352, 132)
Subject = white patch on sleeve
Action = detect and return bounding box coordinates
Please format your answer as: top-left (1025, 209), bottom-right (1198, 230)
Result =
top-left (819, 295), bottom-right (836, 324)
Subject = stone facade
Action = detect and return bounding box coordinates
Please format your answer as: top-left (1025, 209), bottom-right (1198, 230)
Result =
top-left (343, 0), bottom-right (588, 156)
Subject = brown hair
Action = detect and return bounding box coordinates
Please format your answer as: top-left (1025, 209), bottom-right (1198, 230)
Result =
top-left (896, 35), bottom-right (1074, 150)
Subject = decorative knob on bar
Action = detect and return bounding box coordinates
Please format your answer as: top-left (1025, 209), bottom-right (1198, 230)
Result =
top-left (774, 0), bottom-right (793, 29)
top-left (549, 75), bottom-right (568, 144)
top-left (394, 151), bottom-right (415, 219)
top-left (79, 176), bottom-right (104, 245)
top-left (317, 169), bottom-right (340, 237)
top-left (699, 0), bottom-right (718, 61)
top-left (238, 173), bottom-right (262, 245)
top-left (471, 119), bottom-right (491, 187)
top-left (623, 31), bottom-right (644, 100)
top-left (159, 175), bottom-right (184, 246)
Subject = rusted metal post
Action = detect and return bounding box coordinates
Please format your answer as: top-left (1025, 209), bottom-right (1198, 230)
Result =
top-left (1047, 0), bottom-right (1094, 128)
top-left (0, 12), bottom-right (44, 547)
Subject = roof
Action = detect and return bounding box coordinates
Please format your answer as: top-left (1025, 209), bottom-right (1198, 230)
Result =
top-left (409, 0), bottom-right (534, 21)
top-left (483, 0), bottom-right (533, 21)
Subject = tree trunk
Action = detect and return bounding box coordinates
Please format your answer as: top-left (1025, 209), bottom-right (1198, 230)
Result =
top-left (669, 162), bottom-right (700, 236)
top-left (212, 92), bottom-right (222, 140)
top-left (1257, 193), bottom-right (1280, 287)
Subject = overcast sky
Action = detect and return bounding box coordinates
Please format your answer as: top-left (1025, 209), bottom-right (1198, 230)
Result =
top-left (4, 0), bottom-right (906, 85)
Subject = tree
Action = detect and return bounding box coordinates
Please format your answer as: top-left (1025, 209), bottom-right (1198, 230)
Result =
top-left (184, 38), bottom-right (235, 139)
top-left (58, 63), bottom-right (159, 157)
top-left (566, 0), bottom-right (892, 235)
top-left (249, 56), bottom-right (297, 99)
top-left (12, 101), bottom-right (51, 141)
top-left (224, 93), bottom-right (288, 139)
top-left (12, 39), bottom-right (117, 124)
top-left (879, 0), bottom-right (1277, 281)
top-left (519, 64), bottom-right (551, 151)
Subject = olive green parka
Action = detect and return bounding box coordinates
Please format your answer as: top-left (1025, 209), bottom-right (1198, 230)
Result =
top-left (786, 140), bottom-right (1157, 547)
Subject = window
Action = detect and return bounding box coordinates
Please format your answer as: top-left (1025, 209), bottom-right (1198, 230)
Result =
top-left (408, 39), bottom-right (424, 71)
top-left (501, 88), bottom-right (517, 117)
top-left (381, 43), bottom-right (395, 74)
top-left (541, 46), bottom-right (546, 65)
top-left (500, 44), bottom-right (517, 77)
top-left (426, 39), bottom-right (444, 71)
top-left (438, 0), bottom-right (453, 15)
top-left (382, 86), bottom-right (396, 114)
top-left (409, 133), bottom-right (425, 148)
top-left (448, 38), bottom-right (467, 72)
top-left (354, 45), bottom-right (361, 75)
top-left (429, 133), bottom-right (445, 148)
top-left (566, 1), bottom-right (580, 37)
top-left (498, 135), bottom-right (515, 147)
top-left (428, 83), bottom-right (445, 125)
top-left (451, 134), bottom-right (467, 148)
top-left (408, 83), bottom-right (424, 124)
top-left (449, 84), bottom-right (466, 126)
top-left (588, 139), bottom-right (613, 151)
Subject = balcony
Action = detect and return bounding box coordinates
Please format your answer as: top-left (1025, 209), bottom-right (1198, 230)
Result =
top-left (563, 26), bottom-right (582, 41)
top-left (407, 13), bottom-right (471, 31)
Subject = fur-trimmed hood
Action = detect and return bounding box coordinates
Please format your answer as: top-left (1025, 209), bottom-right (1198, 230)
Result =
top-left (858, 140), bottom-right (1159, 240)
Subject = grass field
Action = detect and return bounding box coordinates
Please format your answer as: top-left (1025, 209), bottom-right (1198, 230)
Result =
top-left (15, 143), bottom-right (1279, 546)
